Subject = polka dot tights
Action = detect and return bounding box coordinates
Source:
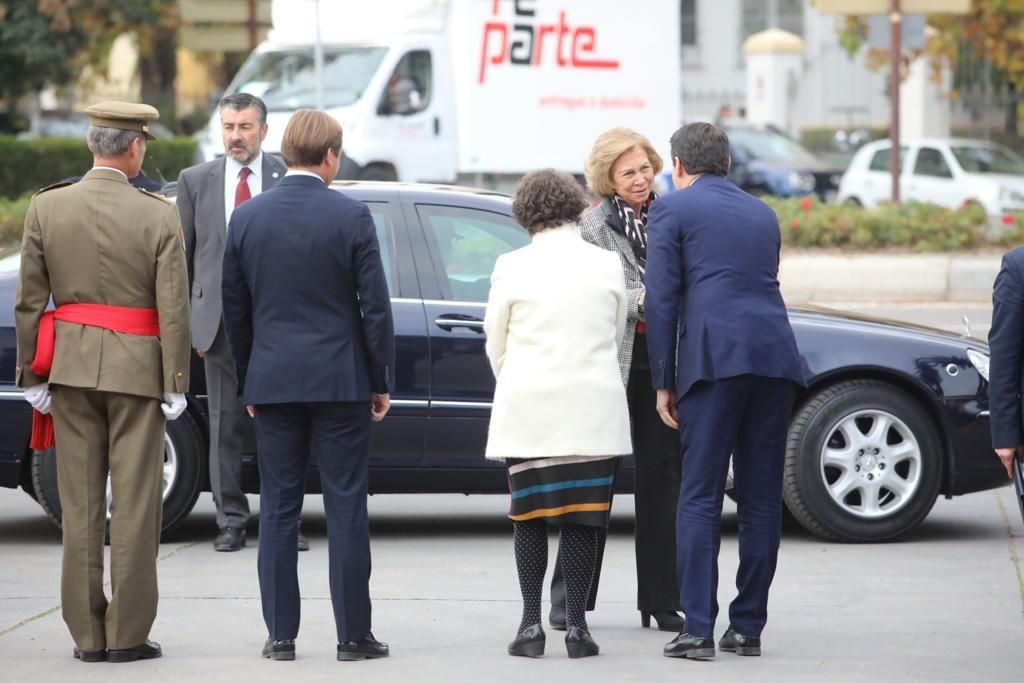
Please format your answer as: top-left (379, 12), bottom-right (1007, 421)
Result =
top-left (513, 520), bottom-right (599, 633)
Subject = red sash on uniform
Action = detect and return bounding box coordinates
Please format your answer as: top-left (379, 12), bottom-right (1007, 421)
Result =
top-left (29, 303), bottom-right (161, 451)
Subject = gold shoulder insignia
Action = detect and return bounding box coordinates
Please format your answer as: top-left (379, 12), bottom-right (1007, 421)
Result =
top-left (138, 187), bottom-right (172, 203)
top-left (33, 180), bottom-right (74, 196)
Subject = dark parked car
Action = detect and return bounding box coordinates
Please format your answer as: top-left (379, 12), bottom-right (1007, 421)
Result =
top-left (0, 183), bottom-right (1005, 542)
top-left (658, 126), bottom-right (843, 201)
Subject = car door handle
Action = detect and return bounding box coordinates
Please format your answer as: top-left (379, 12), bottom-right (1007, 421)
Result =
top-left (434, 315), bottom-right (484, 333)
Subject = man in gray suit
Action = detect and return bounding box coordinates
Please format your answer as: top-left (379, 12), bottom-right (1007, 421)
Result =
top-left (178, 93), bottom-right (306, 552)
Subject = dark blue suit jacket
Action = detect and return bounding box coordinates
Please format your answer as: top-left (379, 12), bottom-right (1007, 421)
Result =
top-left (645, 174), bottom-right (804, 397)
top-left (988, 245), bottom-right (1024, 448)
top-left (221, 174), bottom-right (395, 405)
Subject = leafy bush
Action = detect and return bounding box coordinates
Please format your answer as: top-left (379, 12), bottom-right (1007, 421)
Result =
top-left (765, 196), bottom-right (1022, 252)
top-left (0, 194), bottom-right (31, 245)
top-left (0, 136), bottom-right (198, 199)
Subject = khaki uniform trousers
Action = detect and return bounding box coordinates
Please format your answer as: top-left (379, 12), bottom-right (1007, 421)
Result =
top-left (51, 385), bottom-right (165, 652)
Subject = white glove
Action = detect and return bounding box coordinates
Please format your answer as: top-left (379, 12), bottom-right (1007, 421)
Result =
top-left (161, 392), bottom-right (187, 420)
top-left (24, 383), bottom-right (51, 414)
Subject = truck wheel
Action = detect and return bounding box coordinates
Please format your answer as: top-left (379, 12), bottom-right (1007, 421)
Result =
top-left (782, 380), bottom-right (941, 542)
top-left (30, 410), bottom-right (205, 537)
top-left (359, 164), bottom-right (397, 182)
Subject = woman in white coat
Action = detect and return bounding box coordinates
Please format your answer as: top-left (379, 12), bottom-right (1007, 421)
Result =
top-left (484, 170), bottom-right (632, 659)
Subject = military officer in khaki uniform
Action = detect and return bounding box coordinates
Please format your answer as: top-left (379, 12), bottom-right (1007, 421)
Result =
top-left (14, 102), bottom-right (191, 664)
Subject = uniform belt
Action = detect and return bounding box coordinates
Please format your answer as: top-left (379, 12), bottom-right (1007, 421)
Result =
top-left (29, 303), bottom-right (160, 451)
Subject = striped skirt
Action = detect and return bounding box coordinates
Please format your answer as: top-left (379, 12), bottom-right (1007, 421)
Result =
top-left (505, 456), bottom-right (619, 527)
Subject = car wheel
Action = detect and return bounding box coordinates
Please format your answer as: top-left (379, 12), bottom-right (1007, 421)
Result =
top-left (783, 380), bottom-right (941, 542)
top-left (30, 410), bottom-right (205, 537)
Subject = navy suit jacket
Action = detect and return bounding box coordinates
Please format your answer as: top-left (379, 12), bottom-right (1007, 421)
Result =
top-left (645, 174), bottom-right (804, 397)
top-left (988, 245), bottom-right (1024, 448)
top-left (221, 174), bottom-right (395, 405)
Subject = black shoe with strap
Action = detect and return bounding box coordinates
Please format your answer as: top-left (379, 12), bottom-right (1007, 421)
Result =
top-left (262, 638), bottom-right (296, 661)
top-left (214, 527), bottom-right (246, 552)
top-left (337, 633), bottom-right (389, 661)
top-left (548, 604), bottom-right (566, 631)
top-left (107, 640), bottom-right (162, 663)
top-left (719, 626), bottom-right (761, 656)
top-left (663, 632), bottom-right (715, 659)
top-left (641, 610), bottom-right (686, 632)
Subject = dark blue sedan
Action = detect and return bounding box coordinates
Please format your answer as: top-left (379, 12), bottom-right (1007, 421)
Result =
top-left (0, 183), bottom-right (1005, 542)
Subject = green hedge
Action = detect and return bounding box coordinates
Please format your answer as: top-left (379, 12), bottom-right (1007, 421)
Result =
top-left (0, 136), bottom-right (198, 199)
top-left (766, 196), bottom-right (1024, 251)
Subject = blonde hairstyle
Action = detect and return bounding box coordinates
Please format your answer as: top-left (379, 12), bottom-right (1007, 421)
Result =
top-left (280, 109), bottom-right (343, 168)
top-left (584, 127), bottom-right (664, 198)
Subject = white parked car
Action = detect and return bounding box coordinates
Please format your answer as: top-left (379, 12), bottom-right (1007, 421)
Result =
top-left (838, 138), bottom-right (1024, 218)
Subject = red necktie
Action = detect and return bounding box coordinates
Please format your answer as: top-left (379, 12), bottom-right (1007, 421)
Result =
top-left (234, 167), bottom-right (252, 208)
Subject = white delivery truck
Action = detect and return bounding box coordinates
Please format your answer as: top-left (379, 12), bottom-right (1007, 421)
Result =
top-left (197, 0), bottom-right (681, 187)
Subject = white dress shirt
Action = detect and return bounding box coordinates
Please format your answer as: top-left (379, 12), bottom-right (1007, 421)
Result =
top-left (92, 166), bottom-right (128, 180)
top-left (284, 169), bottom-right (325, 182)
top-left (224, 151), bottom-right (264, 229)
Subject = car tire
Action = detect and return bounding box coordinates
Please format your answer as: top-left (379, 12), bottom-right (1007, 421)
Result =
top-left (782, 380), bottom-right (941, 542)
top-left (30, 410), bottom-right (205, 537)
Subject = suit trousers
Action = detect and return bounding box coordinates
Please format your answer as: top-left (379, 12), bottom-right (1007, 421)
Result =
top-left (253, 401), bottom-right (373, 642)
top-left (676, 375), bottom-right (795, 638)
top-left (205, 326), bottom-right (250, 530)
top-left (628, 362), bottom-right (682, 613)
top-left (51, 385), bottom-right (165, 651)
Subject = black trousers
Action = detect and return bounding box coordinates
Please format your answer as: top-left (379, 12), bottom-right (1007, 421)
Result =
top-left (551, 342), bottom-right (681, 613)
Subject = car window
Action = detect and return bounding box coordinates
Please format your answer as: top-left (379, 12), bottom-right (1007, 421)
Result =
top-left (727, 128), bottom-right (820, 165)
top-left (913, 147), bottom-right (953, 178)
top-left (364, 202), bottom-right (395, 293)
top-left (950, 144), bottom-right (1024, 175)
top-left (868, 146), bottom-right (909, 172)
top-left (417, 205), bottom-right (530, 303)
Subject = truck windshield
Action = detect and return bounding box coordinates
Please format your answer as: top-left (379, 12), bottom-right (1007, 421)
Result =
top-left (229, 46), bottom-right (388, 111)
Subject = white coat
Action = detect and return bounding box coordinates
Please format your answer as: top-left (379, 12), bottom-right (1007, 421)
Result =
top-left (483, 224), bottom-right (633, 460)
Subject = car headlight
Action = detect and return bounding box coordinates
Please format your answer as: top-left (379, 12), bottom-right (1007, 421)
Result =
top-left (967, 348), bottom-right (989, 381)
top-left (999, 186), bottom-right (1024, 205)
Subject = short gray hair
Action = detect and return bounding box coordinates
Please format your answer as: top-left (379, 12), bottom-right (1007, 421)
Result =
top-left (86, 125), bottom-right (144, 157)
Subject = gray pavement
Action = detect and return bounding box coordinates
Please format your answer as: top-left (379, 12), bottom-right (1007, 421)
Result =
top-left (1, 304), bottom-right (1021, 682)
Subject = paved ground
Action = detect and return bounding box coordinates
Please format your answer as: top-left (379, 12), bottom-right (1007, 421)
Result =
top-left (1, 303), bottom-right (1020, 682)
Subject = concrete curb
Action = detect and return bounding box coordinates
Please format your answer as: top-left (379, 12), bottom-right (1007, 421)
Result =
top-left (779, 252), bottom-right (1003, 302)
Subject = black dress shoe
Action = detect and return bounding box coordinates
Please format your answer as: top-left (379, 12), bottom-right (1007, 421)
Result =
top-left (214, 527), bottom-right (246, 552)
top-left (548, 604), bottom-right (566, 631)
top-left (72, 647), bottom-right (106, 662)
top-left (107, 640), bottom-right (162, 663)
top-left (507, 624), bottom-right (545, 658)
top-left (663, 632), bottom-right (715, 659)
top-left (719, 626), bottom-right (761, 656)
top-left (641, 610), bottom-right (686, 632)
top-left (337, 633), bottom-right (389, 661)
top-left (297, 530), bottom-right (309, 552)
top-left (262, 638), bottom-right (296, 661)
top-left (564, 625), bottom-right (599, 658)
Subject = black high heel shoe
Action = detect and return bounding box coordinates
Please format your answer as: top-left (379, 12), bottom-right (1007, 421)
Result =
top-left (508, 624), bottom-right (545, 658)
top-left (565, 626), bottom-right (599, 658)
top-left (641, 610), bottom-right (686, 632)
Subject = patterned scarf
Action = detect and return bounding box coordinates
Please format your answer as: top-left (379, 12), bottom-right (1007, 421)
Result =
top-left (611, 192), bottom-right (656, 276)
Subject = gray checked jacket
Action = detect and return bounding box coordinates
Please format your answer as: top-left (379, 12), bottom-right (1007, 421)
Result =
top-left (578, 198), bottom-right (645, 386)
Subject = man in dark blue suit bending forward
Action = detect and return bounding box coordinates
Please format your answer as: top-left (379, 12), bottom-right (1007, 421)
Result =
top-left (222, 109), bottom-right (395, 662)
top-left (645, 122), bottom-right (805, 660)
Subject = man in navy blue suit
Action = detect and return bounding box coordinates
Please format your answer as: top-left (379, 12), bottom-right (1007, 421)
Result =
top-left (988, 245), bottom-right (1024, 480)
top-left (645, 122), bottom-right (805, 660)
top-left (221, 109), bottom-right (395, 662)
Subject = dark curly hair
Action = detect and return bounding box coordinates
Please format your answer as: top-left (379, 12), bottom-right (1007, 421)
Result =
top-left (512, 169), bottom-right (588, 235)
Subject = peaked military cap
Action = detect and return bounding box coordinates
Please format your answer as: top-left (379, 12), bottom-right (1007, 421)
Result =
top-left (84, 101), bottom-right (160, 140)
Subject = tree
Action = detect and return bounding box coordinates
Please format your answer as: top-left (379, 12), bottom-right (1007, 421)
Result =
top-left (0, 0), bottom-right (87, 104)
top-left (836, 1), bottom-right (1024, 136)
